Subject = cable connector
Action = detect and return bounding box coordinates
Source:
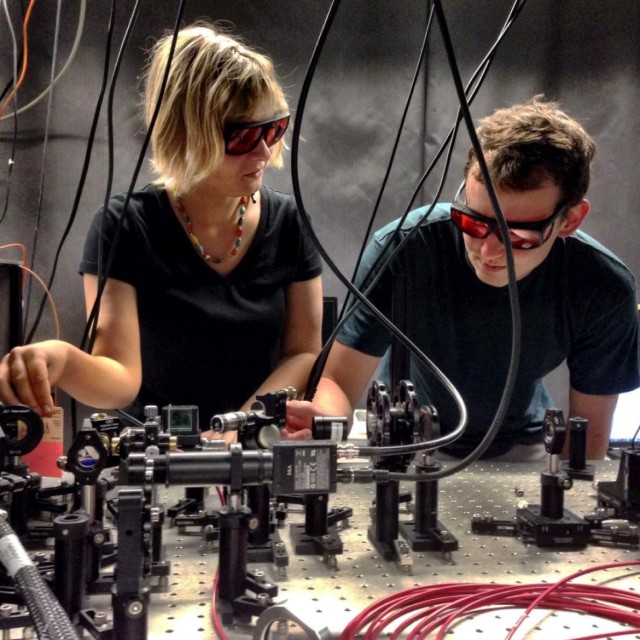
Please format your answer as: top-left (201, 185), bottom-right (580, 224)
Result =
top-left (337, 443), bottom-right (360, 459)
top-left (337, 467), bottom-right (390, 484)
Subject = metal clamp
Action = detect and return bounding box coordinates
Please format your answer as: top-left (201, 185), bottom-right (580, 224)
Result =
top-left (252, 604), bottom-right (332, 640)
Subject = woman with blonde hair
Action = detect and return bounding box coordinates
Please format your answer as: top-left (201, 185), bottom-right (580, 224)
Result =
top-left (0, 24), bottom-right (323, 432)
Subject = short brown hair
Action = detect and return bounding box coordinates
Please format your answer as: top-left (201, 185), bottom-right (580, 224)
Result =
top-left (465, 96), bottom-right (596, 205)
top-left (143, 23), bottom-right (289, 193)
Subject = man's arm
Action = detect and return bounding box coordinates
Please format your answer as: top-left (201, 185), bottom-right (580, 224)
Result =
top-left (286, 341), bottom-right (381, 435)
top-left (567, 387), bottom-right (619, 460)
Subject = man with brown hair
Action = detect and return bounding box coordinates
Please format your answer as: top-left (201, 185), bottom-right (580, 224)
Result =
top-left (288, 97), bottom-right (639, 460)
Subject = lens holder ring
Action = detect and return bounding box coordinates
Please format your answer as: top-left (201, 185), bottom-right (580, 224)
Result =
top-left (0, 404), bottom-right (45, 456)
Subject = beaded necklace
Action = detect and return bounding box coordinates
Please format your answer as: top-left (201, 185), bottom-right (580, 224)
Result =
top-left (175, 194), bottom-right (247, 264)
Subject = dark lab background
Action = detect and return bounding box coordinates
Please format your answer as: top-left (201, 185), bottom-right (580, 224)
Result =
top-left (1, 0), bottom-right (638, 444)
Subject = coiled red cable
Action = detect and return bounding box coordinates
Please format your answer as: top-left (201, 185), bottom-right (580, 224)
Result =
top-left (342, 560), bottom-right (640, 640)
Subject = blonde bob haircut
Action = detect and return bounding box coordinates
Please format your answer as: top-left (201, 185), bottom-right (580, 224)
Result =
top-left (143, 23), bottom-right (289, 193)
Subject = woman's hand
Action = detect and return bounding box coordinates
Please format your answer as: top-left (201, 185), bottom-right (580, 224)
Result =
top-left (0, 341), bottom-right (69, 416)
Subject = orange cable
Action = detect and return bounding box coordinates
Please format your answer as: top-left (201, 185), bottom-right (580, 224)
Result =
top-left (17, 264), bottom-right (60, 340)
top-left (0, 242), bottom-right (28, 267)
top-left (0, 243), bottom-right (29, 288)
top-left (0, 0), bottom-right (38, 119)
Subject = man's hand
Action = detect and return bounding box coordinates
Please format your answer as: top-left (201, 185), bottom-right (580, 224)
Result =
top-left (283, 399), bottom-right (332, 440)
top-left (200, 429), bottom-right (238, 446)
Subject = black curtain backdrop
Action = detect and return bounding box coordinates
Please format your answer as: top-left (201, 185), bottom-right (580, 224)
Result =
top-left (1, 1), bottom-right (638, 441)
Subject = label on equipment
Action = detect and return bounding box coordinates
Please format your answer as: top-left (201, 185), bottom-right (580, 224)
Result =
top-left (294, 446), bottom-right (331, 492)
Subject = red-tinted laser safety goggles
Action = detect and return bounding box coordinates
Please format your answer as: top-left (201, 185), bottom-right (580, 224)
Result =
top-left (224, 113), bottom-right (290, 156)
top-left (450, 198), bottom-right (569, 250)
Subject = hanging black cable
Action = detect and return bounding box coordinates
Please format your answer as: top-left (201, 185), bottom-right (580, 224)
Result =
top-left (290, 5), bottom-right (469, 442)
top-left (309, 0), bottom-right (528, 397)
top-left (341, 5), bottom-right (436, 316)
top-left (82, 0), bottom-right (187, 357)
top-left (72, 1), bottom-right (186, 439)
top-left (341, 0), bottom-right (530, 470)
top-left (81, 0), bottom-right (145, 352)
top-left (303, 0), bottom-right (528, 407)
top-left (0, 2), bottom-right (24, 227)
top-left (379, 0), bottom-right (525, 479)
top-left (21, 0), bottom-right (65, 338)
top-left (25, 1), bottom-right (115, 344)
top-left (290, 0), bottom-right (531, 476)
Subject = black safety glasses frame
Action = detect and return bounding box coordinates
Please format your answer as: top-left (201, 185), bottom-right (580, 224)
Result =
top-left (450, 198), bottom-right (568, 250)
top-left (223, 113), bottom-right (290, 156)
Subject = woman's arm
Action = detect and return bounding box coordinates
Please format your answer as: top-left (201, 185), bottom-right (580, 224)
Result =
top-left (0, 275), bottom-right (142, 416)
top-left (240, 275), bottom-right (323, 412)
